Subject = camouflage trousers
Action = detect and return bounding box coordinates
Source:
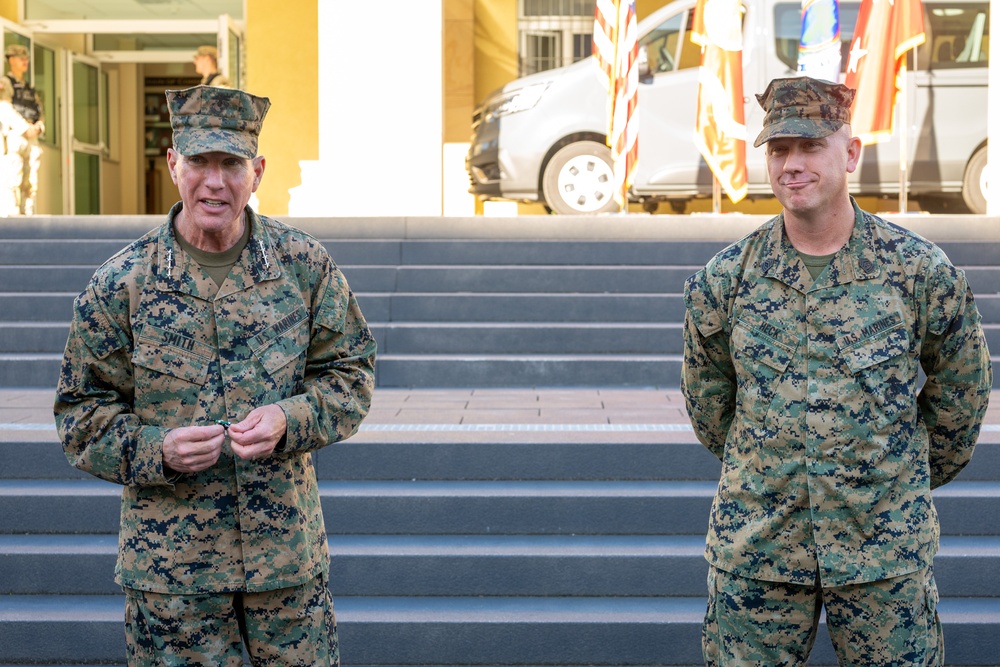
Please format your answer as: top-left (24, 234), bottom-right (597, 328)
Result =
top-left (703, 564), bottom-right (943, 667)
top-left (124, 574), bottom-right (339, 667)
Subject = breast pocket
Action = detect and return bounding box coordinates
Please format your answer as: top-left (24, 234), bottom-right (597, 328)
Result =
top-left (838, 318), bottom-right (912, 430)
top-left (248, 308), bottom-right (310, 394)
top-left (732, 317), bottom-right (797, 430)
top-left (132, 325), bottom-right (214, 416)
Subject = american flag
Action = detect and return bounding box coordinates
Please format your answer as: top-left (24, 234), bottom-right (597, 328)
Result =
top-left (593, 0), bottom-right (639, 211)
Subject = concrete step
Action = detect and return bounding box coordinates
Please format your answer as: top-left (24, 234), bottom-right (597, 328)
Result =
top-left (1, 438), bottom-right (724, 482)
top-left (2, 234), bottom-right (998, 269)
top-left (0, 352), bottom-right (688, 389)
top-left (4, 533), bottom-right (1000, 599)
top-left (5, 435), bottom-right (999, 484)
top-left (5, 289), bottom-right (996, 327)
top-left (0, 321), bottom-right (684, 355)
top-left (3, 479), bottom-right (1000, 536)
top-left (10, 318), bottom-right (1000, 360)
top-left (375, 353), bottom-right (683, 388)
top-left (10, 261), bottom-right (1000, 299)
top-left (0, 292), bottom-right (683, 323)
top-left (0, 293), bottom-right (78, 323)
top-left (376, 352), bottom-right (1000, 389)
top-left (373, 322), bottom-right (680, 355)
top-left (0, 264), bottom-right (702, 295)
top-left (6, 593), bottom-right (1000, 665)
top-left (0, 478), bottom-right (716, 535)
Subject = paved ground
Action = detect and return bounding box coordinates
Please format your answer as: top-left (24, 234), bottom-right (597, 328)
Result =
top-left (5, 387), bottom-right (1000, 445)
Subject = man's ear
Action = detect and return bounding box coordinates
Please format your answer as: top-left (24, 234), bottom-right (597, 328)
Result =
top-left (845, 135), bottom-right (862, 174)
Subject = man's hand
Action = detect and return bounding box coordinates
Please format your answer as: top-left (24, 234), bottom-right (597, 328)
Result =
top-left (162, 424), bottom-right (226, 473)
top-left (228, 404), bottom-right (287, 462)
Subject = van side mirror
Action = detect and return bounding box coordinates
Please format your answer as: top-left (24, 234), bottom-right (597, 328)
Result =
top-left (638, 45), bottom-right (650, 78)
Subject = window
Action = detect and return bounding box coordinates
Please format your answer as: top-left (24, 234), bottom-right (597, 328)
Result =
top-left (774, 2), bottom-right (989, 73)
top-left (518, 0), bottom-right (594, 75)
top-left (639, 8), bottom-right (704, 74)
top-left (918, 3), bottom-right (990, 69)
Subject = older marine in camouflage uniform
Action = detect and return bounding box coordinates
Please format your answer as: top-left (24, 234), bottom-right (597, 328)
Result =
top-left (682, 77), bottom-right (991, 666)
top-left (55, 85), bottom-right (376, 666)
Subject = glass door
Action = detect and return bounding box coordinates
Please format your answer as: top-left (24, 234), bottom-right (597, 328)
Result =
top-left (218, 14), bottom-right (244, 89)
top-left (65, 52), bottom-right (103, 214)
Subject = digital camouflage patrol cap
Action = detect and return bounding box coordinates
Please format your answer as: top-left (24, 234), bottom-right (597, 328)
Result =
top-left (753, 76), bottom-right (855, 148)
top-left (5, 44), bottom-right (28, 58)
top-left (165, 85), bottom-right (270, 159)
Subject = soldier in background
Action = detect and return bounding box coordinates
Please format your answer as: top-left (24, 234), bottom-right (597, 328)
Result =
top-left (1, 44), bottom-right (44, 215)
top-left (681, 76), bottom-right (991, 666)
top-left (193, 45), bottom-right (231, 87)
top-left (0, 87), bottom-right (32, 217)
top-left (54, 85), bottom-right (376, 666)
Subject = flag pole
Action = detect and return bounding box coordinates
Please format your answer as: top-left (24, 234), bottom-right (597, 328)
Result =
top-left (898, 61), bottom-right (908, 213)
top-left (712, 177), bottom-right (722, 213)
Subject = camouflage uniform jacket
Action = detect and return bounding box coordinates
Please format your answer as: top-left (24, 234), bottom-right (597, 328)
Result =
top-left (681, 201), bottom-right (991, 587)
top-left (55, 203), bottom-right (377, 594)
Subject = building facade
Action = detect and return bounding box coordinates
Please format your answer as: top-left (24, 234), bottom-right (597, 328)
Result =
top-left (0, 0), bottom-right (665, 217)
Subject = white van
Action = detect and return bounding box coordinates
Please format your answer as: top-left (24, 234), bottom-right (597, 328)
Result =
top-left (466, 0), bottom-right (989, 214)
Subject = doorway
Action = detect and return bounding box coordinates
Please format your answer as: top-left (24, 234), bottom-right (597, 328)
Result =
top-left (16, 15), bottom-right (244, 215)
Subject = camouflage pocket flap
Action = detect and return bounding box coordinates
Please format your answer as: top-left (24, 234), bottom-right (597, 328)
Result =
top-left (315, 273), bottom-right (349, 333)
top-left (249, 308), bottom-right (309, 375)
top-left (839, 322), bottom-right (908, 375)
top-left (684, 279), bottom-right (724, 339)
top-left (733, 317), bottom-right (796, 373)
top-left (133, 325), bottom-right (213, 385)
top-left (75, 288), bottom-right (128, 361)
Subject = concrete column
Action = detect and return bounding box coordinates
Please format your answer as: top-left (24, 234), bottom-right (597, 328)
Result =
top-left (290, 0), bottom-right (444, 216)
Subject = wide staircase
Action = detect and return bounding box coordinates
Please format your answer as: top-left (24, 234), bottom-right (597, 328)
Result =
top-left (2, 215), bottom-right (999, 666)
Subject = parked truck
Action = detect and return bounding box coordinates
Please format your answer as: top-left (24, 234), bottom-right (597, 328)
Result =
top-left (466, 0), bottom-right (989, 214)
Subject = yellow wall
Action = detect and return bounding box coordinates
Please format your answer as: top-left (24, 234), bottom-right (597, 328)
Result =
top-left (245, 0), bottom-right (318, 217)
top-left (473, 0), bottom-right (518, 104)
top-left (0, 1), bottom-right (15, 21)
top-left (636, 0), bottom-right (671, 19)
top-left (444, 0), bottom-right (475, 144)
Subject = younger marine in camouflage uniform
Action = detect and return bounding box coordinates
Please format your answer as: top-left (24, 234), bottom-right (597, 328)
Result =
top-left (681, 77), bottom-right (991, 666)
top-left (55, 85), bottom-right (376, 666)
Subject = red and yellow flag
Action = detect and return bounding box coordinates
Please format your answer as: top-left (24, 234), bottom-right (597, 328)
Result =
top-left (844, 0), bottom-right (926, 145)
top-left (594, 0), bottom-right (639, 210)
top-left (691, 0), bottom-right (747, 204)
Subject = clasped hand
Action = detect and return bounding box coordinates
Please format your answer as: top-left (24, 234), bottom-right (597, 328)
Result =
top-left (162, 404), bottom-right (287, 473)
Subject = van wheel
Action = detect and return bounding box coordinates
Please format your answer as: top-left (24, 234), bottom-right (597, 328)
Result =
top-left (542, 141), bottom-right (621, 214)
top-left (962, 145), bottom-right (988, 214)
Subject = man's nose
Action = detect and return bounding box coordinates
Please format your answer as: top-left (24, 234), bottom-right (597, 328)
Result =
top-left (781, 147), bottom-right (805, 172)
top-left (204, 163), bottom-right (225, 187)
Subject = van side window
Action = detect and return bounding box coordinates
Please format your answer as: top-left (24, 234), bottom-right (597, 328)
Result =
top-left (640, 9), bottom-right (703, 74)
top-left (917, 3), bottom-right (990, 70)
top-left (775, 2), bottom-right (989, 73)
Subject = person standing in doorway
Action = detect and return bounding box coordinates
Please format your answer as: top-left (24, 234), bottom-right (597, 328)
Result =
top-left (1, 44), bottom-right (44, 215)
top-left (681, 76), bottom-right (992, 666)
top-left (193, 45), bottom-right (231, 87)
